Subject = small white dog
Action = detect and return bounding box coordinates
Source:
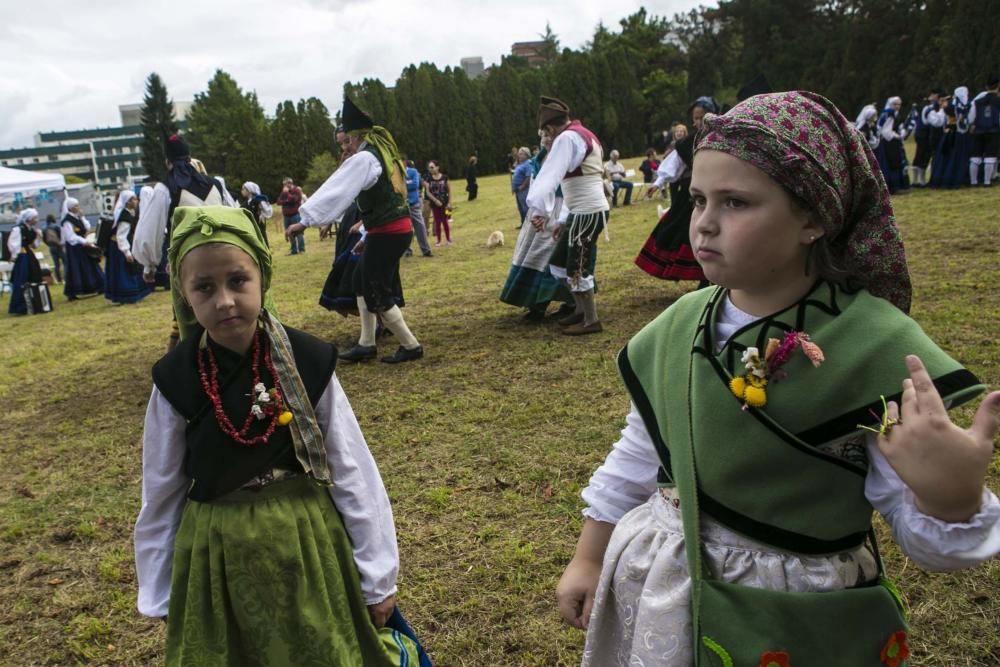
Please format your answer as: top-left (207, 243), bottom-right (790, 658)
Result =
top-left (486, 230), bottom-right (505, 248)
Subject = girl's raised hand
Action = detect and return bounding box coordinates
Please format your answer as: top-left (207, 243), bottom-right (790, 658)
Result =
top-left (879, 355), bottom-right (1000, 523)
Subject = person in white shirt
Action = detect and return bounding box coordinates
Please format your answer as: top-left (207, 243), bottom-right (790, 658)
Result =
top-left (603, 150), bottom-right (633, 207)
top-left (526, 96), bottom-right (610, 336)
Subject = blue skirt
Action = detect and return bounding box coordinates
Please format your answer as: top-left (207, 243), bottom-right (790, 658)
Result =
top-left (63, 244), bottom-right (105, 298)
top-left (930, 131), bottom-right (972, 189)
top-left (8, 251), bottom-right (42, 315)
top-left (104, 243), bottom-right (152, 304)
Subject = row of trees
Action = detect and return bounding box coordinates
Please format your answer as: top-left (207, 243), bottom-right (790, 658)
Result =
top-left (140, 1), bottom-right (999, 192)
top-left (140, 72), bottom-right (338, 197)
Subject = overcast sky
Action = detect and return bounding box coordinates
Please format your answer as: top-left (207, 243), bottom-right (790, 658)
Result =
top-left (1, 0), bottom-right (704, 149)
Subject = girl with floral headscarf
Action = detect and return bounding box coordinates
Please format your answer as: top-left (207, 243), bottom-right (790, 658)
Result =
top-left (134, 205), bottom-right (430, 666)
top-left (557, 91), bottom-right (1000, 666)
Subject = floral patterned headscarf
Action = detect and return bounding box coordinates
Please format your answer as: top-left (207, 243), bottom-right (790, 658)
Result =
top-left (696, 91), bottom-right (911, 312)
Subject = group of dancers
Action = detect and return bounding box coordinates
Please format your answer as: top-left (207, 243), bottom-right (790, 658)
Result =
top-left (6, 197), bottom-right (115, 314)
top-left (856, 76), bottom-right (1000, 193)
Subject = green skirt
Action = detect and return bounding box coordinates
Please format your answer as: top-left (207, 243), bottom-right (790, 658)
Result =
top-left (166, 476), bottom-right (418, 666)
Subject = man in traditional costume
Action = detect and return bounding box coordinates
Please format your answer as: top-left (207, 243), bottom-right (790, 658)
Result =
top-left (286, 98), bottom-right (423, 364)
top-left (132, 133), bottom-right (235, 351)
top-left (526, 96), bottom-right (609, 336)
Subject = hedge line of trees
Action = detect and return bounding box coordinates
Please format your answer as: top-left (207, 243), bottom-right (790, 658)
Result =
top-left (141, 1), bottom-right (999, 192)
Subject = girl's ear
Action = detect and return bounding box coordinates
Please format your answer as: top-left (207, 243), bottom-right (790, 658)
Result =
top-left (799, 211), bottom-right (825, 245)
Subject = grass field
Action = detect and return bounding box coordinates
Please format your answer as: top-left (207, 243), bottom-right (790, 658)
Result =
top-left (1, 157), bottom-right (998, 666)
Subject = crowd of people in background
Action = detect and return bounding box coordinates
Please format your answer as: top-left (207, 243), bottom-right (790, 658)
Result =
top-left (7, 75), bottom-right (998, 321)
top-left (854, 75), bottom-right (1000, 193)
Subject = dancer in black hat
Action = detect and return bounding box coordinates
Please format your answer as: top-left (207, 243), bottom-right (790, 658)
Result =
top-left (286, 98), bottom-right (423, 364)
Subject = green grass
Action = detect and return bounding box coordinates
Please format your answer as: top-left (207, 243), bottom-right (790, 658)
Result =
top-left (1, 156), bottom-right (998, 665)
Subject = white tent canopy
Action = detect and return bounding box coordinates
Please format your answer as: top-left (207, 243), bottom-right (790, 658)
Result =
top-left (0, 166), bottom-right (65, 195)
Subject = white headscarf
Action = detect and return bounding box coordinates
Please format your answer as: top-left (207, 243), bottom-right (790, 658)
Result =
top-left (61, 196), bottom-right (80, 220)
top-left (16, 208), bottom-right (39, 225)
top-left (855, 104), bottom-right (878, 129)
top-left (953, 86), bottom-right (969, 105)
top-left (242, 181), bottom-right (261, 197)
top-left (883, 96), bottom-right (902, 113)
top-left (112, 190), bottom-right (136, 223)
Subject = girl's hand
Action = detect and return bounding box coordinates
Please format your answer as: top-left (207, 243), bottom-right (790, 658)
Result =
top-left (367, 595), bottom-right (396, 628)
top-left (556, 556), bottom-right (602, 630)
top-left (879, 355), bottom-right (1000, 523)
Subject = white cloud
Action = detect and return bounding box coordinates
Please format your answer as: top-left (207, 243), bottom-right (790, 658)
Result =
top-left (0, 0), bottom-right (702, 148)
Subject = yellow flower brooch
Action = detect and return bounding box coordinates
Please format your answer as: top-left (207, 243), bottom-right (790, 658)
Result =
top-left (730, 331), bottom-right (825, 409)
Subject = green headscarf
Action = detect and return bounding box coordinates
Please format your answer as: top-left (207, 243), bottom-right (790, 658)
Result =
top-left (168, 205), bottom-right (331, 485)
top-left (350, 125), bottom-right (408, 198)
top-left (169, 206), bottom-right (277, 341)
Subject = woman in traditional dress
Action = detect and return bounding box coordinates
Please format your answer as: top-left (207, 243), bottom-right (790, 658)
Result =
top-left (241, 181), bottom-right (272, 247)
top-left (633, 98), bottom-right (718, 287)
top-left (930, 86), bottom-right (974, 189)
top-left (104, 190), bottom-right (152, 305)
top-left (7, 208), bottom-right (43, 314)
top-left (855, 104), bottom-right (881, 151)
top-left (61, 197), bottom-right (105, 300)
top-left (500, 134), bottom-right (573, 321)
top-left (875, 96), bottom-right (911, 193)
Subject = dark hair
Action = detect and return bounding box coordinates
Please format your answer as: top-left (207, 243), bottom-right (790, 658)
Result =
top-left (542, 115), bottom-right (569, 130)
top-left (405, 159), bottom-right (415, 168)
top-left (46, 214), bottom-right (56, 223)
top-left (786, 191), bottom-right (865, 293)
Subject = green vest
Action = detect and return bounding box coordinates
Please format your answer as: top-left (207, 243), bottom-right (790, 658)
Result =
top-left (619, 282), bottom-right (984, 554)
top-left (355, 145), bottom-right (409, 229)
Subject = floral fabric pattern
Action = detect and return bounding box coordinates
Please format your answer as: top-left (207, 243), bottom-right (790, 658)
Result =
top-left (696, 91), bottom-right (911, 313)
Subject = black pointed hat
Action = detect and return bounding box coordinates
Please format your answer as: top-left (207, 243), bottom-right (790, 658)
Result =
top-left (342, 97), bottom-right (374, 132)
top-left (737, 74), bottom-right (772, 102)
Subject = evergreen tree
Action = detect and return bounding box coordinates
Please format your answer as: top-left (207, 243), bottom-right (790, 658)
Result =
top-left (186, 70), bottom-right (269, 190)
top-left (303, 152), bottom-right (339, 194)
top-left (139, 72), bottom-right (177, 183)
top-left (268, 100), bottom-right (305, 188)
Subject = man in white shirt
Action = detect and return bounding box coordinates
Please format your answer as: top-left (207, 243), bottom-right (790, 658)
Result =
top-left (526, 96), bottom-right (610, 336)
top-left (603, 150), bottom-right (633, 207)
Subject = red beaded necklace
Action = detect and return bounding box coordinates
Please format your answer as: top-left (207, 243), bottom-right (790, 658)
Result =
top-left (196, 329), bottom-right (286, 447)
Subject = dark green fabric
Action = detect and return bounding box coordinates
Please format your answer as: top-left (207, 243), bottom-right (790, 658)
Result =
top-left (355, 146), bottom-right (409, 229)
top-left (621, 282), bottom-right (984, 551)
top-left (165, 477), bottom-right (417, 666)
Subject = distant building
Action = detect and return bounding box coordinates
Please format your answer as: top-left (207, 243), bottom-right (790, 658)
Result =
top-left (0, 102), bottom-right (190, 189)
top-left (460, 56), bottom-right (485, 80)
top-left (118, 101), bottom-right (192, 128)
top-left (511, 41), bottom-right (548, 66)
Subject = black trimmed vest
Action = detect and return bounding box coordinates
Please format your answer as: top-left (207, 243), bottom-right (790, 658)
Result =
top-left (619, 283), bottom-right (984, 554)
top-left (355, 145), bottom-right (409, 229)
top-left (152, 326), bottom-right (337, 502)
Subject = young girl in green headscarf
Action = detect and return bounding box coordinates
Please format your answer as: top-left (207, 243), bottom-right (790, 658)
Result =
top-left (557, 92), bottom-right (1000, 666)
top-left (134, 206), bottom-right (428, 666)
